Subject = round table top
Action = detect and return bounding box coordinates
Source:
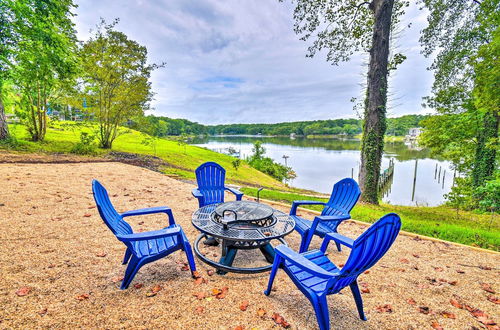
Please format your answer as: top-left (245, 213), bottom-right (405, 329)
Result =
top-left (192, 202), bottom-right (295, 242)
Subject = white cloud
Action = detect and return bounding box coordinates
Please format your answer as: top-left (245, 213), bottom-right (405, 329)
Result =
top-left (73, 0), bottom-right (435, 124)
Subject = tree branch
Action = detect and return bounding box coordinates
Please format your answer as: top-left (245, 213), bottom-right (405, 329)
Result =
top-left (348, 1), bottom-right (371, 30)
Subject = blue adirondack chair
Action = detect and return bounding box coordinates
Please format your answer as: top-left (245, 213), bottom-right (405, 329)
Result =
top-left (192, 162), bottom-right (243, 207)
top-left (92, 180), bottom-right (197, 289)
top-left (290, 178), bottom-right (361, 253)
top-left (264, 213), bottom-right (401, 330)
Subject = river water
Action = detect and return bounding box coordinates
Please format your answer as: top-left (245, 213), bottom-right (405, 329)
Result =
top-left (192, 136), bottom-right (454, 206)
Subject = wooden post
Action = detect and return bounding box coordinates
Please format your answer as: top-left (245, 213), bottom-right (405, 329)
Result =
top-left (411, 159), bottom-right (418, 201)
top-left (442, 170), bottom-right (446, 189)
top-left (453, 169), bottom-right (456, 186)
top-left (351, 167), bottom-right (354, 179)
top-left (434, 163), bottom-right (438, 179)
top-left (438, 166), bottom-right (441, 183)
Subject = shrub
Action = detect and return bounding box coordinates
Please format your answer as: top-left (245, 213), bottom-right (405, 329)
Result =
top-left (71, 132), bottom-right (97, 155)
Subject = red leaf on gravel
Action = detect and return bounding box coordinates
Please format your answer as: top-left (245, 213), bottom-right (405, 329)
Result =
top-left (363, 270), bottom-right (370, 274)
top-left (194, 306), bottom-right (204, 314)
top-left (433, 267), bottom-right (444, 272)
top-left (193, 292), bottom-right (206, 300)
top-left (83, 214), bottom-right (92, 217)
top-left (400, 258), bottom-right (409, 264)
top-left (180, 265), bottom-right (189, 271)
top-left (76, 293), bottom-right (90, 300)
top-left (192, 271), bottom-right (202, 279)
top-left (111, 276), bottom-right (123, 283)
top-left (88, 206), bottom-right (96, 209)
top-left (138, 221), bottom-right (144, 225)
top-left (456, 269), bottom-right (465, 274)
top-left (375, 304), bottom-right (393, 313)
top-left (477, 316), bottom-right (496, 326)
top-left (95, 252), bottom-right (107, 257)
top-left (487, 296), bottom-right (500, 304)
top-left (338, 263), bottom-right (345, 267)
top-left (361, 288), bottom-right (370, 293)
top-left (441, 311), bottom-right (456, 319)
top-left (407, 298), bottom-right (416, 305)
top-left (450, 299), bottom-right (463, 309)
top-left (479, 265), bottom-right (492, 270)
top-left (418, 306), bottom-right (431, 314)
top-left (431, 321), bottom-right (443, 330)
top-left (16, 287), bottom-right (31, 296)
top-left (151, 285), bottom-right (163, 293)
top-left (412, 254), bottom-right (420, 258)
top-left (234, 326), bottom-right (244, 330)
top-left (207, 270), bottom-right (214, 276)
top-left (194, 277), bottom-right (206, 285)
top-left (134, 283), bottom-right (143, 289)
top-left (145, 292), bottom-right (157, 297)
top-left (239, 300), bottom-right (249, 311)
top-left (272, 313), bottom-right (291, 328)
top-left (480, 282), bottom-right (495, 294)
top-left (257, 308), bottom-right (266, 317)
top-left (471, 309), bottom-right (487, 318)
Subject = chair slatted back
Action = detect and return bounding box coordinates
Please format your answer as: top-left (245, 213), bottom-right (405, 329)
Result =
top-left (331, 213), bottom-right (401, 293)
top-left (195, 162), bottom-right (226, 206)
top-left (92, 180), bottom-right (133, 236)
top-left (320, 178), bottom-right (361, 230)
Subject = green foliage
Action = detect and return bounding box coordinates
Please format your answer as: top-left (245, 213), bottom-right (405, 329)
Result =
top-left (231, 158), bottom-right (241, 172)
top-left (70, 132), bottom-right (97, 155)
top-left (474, 175), bottom-right (500, 213)
top-left (78, 19), bottom-right (162, 149)
top-left (7, 0), bottom-right (78, 142)
top-left (247, 141), bottom-right (296, 182)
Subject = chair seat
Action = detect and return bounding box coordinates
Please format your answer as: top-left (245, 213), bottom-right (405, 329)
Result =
top-left (292, 215), bottom-right (343, 237)
top-left (284, 249), bottom-right (339, 293)
top-left (132, 229), bottom-right (179, 258)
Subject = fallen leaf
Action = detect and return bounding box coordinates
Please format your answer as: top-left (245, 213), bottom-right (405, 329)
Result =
top-left (400, 258), bottom-right (409, 264)
top-left (338, 263), bottom-right (345, 267)
top-left (418, 306), bottom-right (431, 314)
top-left (194, 306), bottom-right (204, 314)
top-left (192, 271), bottom-right (202, 279)
top-left (364, 270), bottom-right (370, 274)
top-left (257, 308), bottom-right (266, 317)
top-left (194, 277), bottom-right (206, 285)
top-left (456, 269), bottom-right (465, 274)
top-left (470, 309), bottom-right (487, 318)
top-left (76, 293), bottom-right (90, 300)
top-left (212, 288), bottom-right (222, 296)
top-left (480, 282), bottom-right (495, 294)
top-left (479, 265), bottom-right (492, 270)
top-left (134, 283), bottom-right (143, 289)
top-left (412, 254), bottom-right (420, 258)
top-left (145, 292), bottom-right (157, 297)
top-left (477, 317), bottom-right (497, 327)
top-left (263, 232), bottom-right (271, 236)
top-left (487, 296), bottom-right (500, 304)
top-left (433, 267), bottom-right (444, 272)
top-left (375, 304), bottom-right (393, 313)
top-left (234, 326), bottom-right (244, 330)
top-left (207, 270), bottom-right (214, 276)
top-left (441, 311), bottom-right (456, 319)
top-left (450, 299), bottom-right (463, 309)
top-left (88, 206), bottom-right (96, 209)
top-left (83, 214), bottom-right (92, 217)
top-left (240, 300), bottom-right (249, 311)
top-left (37, 308), bottom-right (47, 316)
top-left (181, 265), bottom-right (189, 271)
top-left (138, 221), bottom-right (144, 225)
top-left (193, 292), bottom-right (206, 300)
top-left (96, 252), bottom-right (107, 257)
top-left (151, 285), bottom-right (163, 294)
top-left (431, 321), bottom-right (443, 330)
top-left (407, 298), bottom-right (416, 305)
top-left (16, 287), bottom-right (31, 296)
top-left (111, 276), bottom-right (123, 283)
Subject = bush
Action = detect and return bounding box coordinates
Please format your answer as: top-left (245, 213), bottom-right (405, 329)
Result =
top-left (248, 141), bottom-right (296, 182)
top-left (71, 132), bottom-right (97, 155)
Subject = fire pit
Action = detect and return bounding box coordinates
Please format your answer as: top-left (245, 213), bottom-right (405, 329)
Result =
top-left (192, 201), bottom-right (295, 274)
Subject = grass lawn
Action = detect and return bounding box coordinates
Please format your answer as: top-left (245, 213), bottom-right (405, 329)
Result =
top-left (241, 187), bottom-right (500, 251)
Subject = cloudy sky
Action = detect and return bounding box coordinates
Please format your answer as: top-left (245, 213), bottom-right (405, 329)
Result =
top-left (73, 0), bottom-right (434, 125)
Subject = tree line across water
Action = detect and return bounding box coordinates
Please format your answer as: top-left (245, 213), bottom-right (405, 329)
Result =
top-left (129, 114), bottom-right (429, 137)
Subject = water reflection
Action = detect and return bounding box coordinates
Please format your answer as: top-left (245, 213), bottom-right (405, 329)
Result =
top-left (191, 136), bottom-right (453, 206)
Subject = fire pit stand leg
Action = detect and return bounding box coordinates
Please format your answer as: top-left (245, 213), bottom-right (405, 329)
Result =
top-left (217, 240), bottom-right (238, 275)
top-left (259, 243), bottom-right (276, 264)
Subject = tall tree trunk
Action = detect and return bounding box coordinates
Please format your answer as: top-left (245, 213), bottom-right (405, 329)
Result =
top-left (0, 94), bottom-right (9, 140)
top-left (472, 110), bottom-right (499, 187)
top-left (359, 0), bottom-right (394, 204)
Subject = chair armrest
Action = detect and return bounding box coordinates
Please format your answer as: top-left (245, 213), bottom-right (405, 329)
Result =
top-left (225, 186), bottom-right (243, 200)
top-left (320, 232), bottom-right (354, 253)
top-left (121, 207), bottom-right (175, 226)
top-left (275, 245), bottom-right (337, 279)
top-left (290, 200), bottom-right (326, 215)
top-left (191, 188), bottom-right (203, 199)
top-left (116, 226), bottom-right (181, 242)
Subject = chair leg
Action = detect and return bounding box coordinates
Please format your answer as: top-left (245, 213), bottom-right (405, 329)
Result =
top-left (310, 294), bottom-right (330, 330)
top-left (334, 229), bottom-right (342, 252)
top-left (183, 242), bottom-right (197, 276)
top-left (121, 256), bottom-right (143, 290)
top-left (264, 255), bottom-right (282, 296)
top-left (299, 231), bottom-right (310, 253)
top-left (350, 280), bottom-right (367, 321)
top-left (122, 248), bottom-right (132, 265)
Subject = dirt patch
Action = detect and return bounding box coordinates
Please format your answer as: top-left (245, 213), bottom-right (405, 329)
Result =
top-left (0, 162), bottom-right (499, 329)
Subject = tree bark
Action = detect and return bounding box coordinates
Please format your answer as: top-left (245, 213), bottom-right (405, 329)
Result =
top-left (0, 95), bottom-right (9, 140)
top-left (359, 0), bottom-right (394, 204)
top-left (472, 110), bottom-right (499, 187)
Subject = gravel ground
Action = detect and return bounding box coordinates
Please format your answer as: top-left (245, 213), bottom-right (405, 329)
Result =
top-left (0, 162), bottom-right (498, 329)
